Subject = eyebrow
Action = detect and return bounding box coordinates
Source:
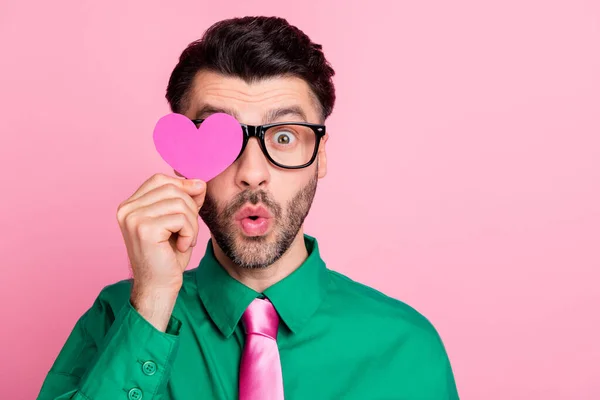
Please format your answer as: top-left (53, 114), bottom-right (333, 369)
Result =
top-left (263, 106), bottom-right (307, 123)
top-left (194, 105), bottom-right (240, 120)
top-left (193, 104), bottom-right (308, 123)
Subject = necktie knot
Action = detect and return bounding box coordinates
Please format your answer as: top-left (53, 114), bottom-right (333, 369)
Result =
top-left (242, 298), bottom-right (280, 340)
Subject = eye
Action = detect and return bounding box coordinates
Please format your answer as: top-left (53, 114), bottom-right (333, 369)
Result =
top-left (273, 130), bottom-right (296, 145)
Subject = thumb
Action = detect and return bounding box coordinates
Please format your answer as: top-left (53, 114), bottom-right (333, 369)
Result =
top-left (182, 179), bottom-right (206, 194)
top-left (191, 190), bottom-right (207, 211)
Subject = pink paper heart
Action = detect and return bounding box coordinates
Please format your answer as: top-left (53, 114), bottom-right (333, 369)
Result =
top-left (153, 112), bottom-right (243, 181)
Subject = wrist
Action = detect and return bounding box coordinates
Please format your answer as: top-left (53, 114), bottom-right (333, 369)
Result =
top-left (130, 284), bottom-right (180, 332)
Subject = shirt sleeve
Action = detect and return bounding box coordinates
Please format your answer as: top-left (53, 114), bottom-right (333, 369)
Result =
top-left (410, 327), bottom-right (461, 400)
top-left (37, 286), bottom-right (182, 400)
top-left (439, 344), bottom-right (460, 400)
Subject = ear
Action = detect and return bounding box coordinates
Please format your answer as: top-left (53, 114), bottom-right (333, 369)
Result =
top-left (317, 133), bottom-right (329, 179)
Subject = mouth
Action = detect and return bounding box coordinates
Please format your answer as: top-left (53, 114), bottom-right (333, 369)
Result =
top-left (234, 205), bottom-right (273, 237)
top-left (234, 205), bottom-right (273, 221)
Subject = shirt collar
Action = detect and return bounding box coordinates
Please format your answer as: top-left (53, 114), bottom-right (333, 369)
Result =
top-left (195, 234), bottom-right (329, 338)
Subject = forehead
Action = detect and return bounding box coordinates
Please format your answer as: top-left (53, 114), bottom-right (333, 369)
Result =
top-left (185, 70), bottom-right (321, 124)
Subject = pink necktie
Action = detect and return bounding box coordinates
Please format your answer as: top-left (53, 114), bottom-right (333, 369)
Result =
top-left (239, 298), bottom-right (284, 400)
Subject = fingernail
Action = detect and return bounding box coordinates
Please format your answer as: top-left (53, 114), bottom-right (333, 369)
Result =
top-left (193, 180), bottom-right (205, 189)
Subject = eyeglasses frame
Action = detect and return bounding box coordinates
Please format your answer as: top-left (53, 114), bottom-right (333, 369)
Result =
top-left (191, 118), bottom-right (327, 169)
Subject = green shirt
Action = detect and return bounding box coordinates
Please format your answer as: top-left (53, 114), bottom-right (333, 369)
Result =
top-left (38, 234), bottom-right (459, 399)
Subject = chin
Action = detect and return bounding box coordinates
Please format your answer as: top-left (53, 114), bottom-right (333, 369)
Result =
top-left (231, 232), bottom-right (280, 268)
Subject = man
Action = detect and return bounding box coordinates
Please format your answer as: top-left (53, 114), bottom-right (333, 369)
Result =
top-left (38, 16), bottom-right (459, 400)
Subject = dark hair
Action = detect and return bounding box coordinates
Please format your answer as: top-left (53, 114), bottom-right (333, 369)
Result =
top-left (165, 16), bottom-right (336, 122)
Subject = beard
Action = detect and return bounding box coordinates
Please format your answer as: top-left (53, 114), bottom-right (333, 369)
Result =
top-left (199, 168), bottom-right (318, 269)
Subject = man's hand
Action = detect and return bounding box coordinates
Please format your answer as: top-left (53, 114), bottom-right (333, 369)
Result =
top-left (116, 173), bottom-right (206, 331)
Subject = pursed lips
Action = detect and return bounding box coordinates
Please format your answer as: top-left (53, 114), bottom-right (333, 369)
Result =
top-left (234, 205), bottom-right (273, 221)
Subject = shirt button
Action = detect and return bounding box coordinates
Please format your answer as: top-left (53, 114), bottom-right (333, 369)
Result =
top-left (128, 387), bottom-right (143, 400)
top-left (142, 360), bottom-right (157, 376)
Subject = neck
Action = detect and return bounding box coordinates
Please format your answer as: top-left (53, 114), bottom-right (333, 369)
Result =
top-left (212, 229), bottom-right (309, 293)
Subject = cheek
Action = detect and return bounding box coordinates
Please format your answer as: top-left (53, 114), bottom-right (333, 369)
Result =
top-left (207, 165), bottom-right (239, 197)
top-left (205, 177), bottom-right (231, 205)
top-left (271, 170), bottom-right (312, 205)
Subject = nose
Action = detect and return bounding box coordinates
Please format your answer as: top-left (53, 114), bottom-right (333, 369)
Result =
top-left (234, 137), bottom-right (270, 190)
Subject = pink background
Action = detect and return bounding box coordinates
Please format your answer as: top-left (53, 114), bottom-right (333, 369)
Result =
top-left (1, 0), bottom-right (599, 398)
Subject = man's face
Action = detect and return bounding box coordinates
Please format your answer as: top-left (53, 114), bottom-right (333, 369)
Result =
top-left (181, 70), bottom-right (328, 269)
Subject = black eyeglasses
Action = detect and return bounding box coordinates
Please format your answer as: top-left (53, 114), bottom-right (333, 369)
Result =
top-left (191, 119), bottom-right (326, 169)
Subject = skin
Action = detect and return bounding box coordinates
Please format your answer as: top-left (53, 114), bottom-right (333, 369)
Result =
top-left (116, 70), bottom-right (329, 331)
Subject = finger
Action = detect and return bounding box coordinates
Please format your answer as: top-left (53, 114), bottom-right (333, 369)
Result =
top-left (124, 183), bottom-right (202, 218)
top-left (127, 173), bottom-right (206, 204)
top-left (139, 213), bottom-right (196, 253)
top-left (130, 198), bottom-right (199, 245)
top-left (191, 189), bottom-right (207, 211)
